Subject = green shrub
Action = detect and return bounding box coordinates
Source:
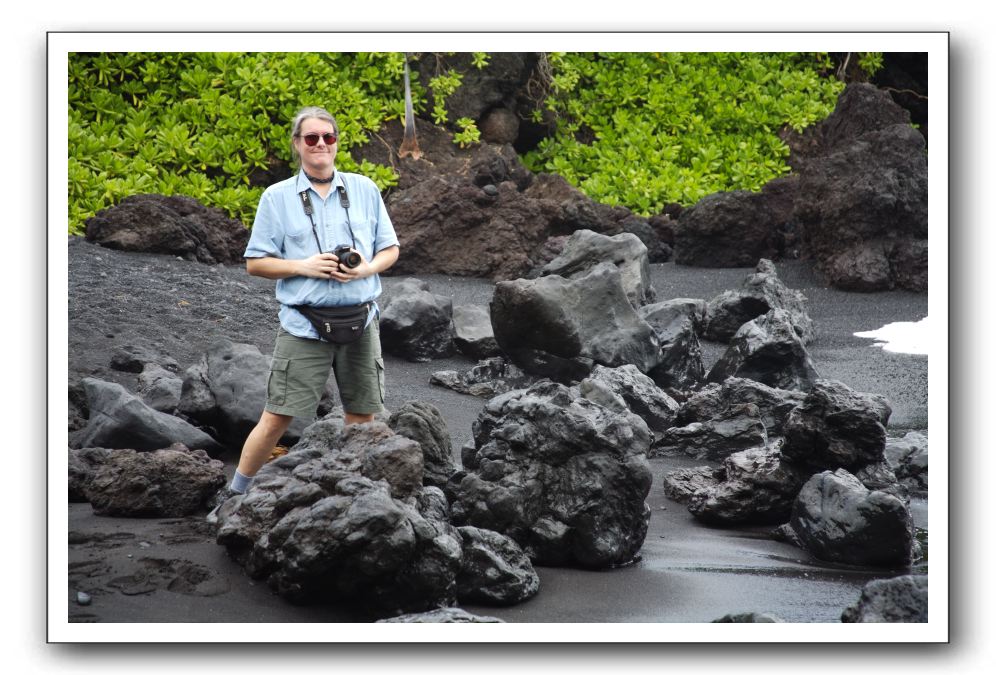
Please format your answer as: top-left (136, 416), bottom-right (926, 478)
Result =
top-left (524, 52), bottom-right (847, 214)
top-left (68, 51), bottom-right (851, 235)
top-left (67, 52), bottom-right (420, 234)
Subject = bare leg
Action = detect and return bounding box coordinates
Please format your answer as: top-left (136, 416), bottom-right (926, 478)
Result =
top-left (236, 410), bottom-right (294, 477)
top-left (344, 412), bottom-right (375, 426)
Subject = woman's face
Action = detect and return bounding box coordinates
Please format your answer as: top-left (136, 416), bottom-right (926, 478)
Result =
top-left (294, 117), bottom-right (338, 176)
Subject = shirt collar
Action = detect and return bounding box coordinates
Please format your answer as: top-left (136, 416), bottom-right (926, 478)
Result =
top-left (295, 169), bottom-right (343, 195)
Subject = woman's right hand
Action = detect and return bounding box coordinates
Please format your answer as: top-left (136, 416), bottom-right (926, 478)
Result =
top-left (297, 253), bottom-right (341, 279)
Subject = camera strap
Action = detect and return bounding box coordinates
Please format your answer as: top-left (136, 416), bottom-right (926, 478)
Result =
top-left (298, 176), bottom-right (355, 254)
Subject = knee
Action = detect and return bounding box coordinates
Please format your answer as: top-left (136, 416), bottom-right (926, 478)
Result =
top-left (258, 411), bottom-right (293, 436)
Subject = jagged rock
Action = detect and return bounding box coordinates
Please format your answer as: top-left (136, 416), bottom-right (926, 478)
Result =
top-left (453, 305), bottom-right (500, 360)
top-left (673, 377), bottom-right (807, 438)
top-left (178, 340), bottom-right (327, 446)
top-left (448, 381), bottom-right (652, 568)
top-left (380, 278), bottom-right (456, 362)
top-left (431, 357), bottom-right (533, 398)
top-left (456, 526), bottom-right (540, 605)
top-left (793, 85), bottom-right (927, 292)
top-left (854, 461), bottom-right (909, 503)
top-left (712, 612), bottom-right (785, 623)
top-left (376, 608), bottom-right (504, 623)
top-left (780, 469), bottom-right (915, 567)
top-left (674, 190), bottom-right (786, 267)
top-left (68, 447), bottom-right (111, 502)
top-left (214, 423), bottom-right (468, 616)
top-left (137, 364), bottom-right (183, 413)
top-left (639, 303), bottom-right (706, 390)
top-left (885, 431), bottom-right (928, 494)
top-left (85, 443), bottom-right (225, 516)
top-left (539, 229), bottom-right (656, 308)
top-left (686, 446), bottom-right (810, 525)
top-left (651, 405), bottom-right (767, 461)
top-left (491, 263), bottom-right (662, 383)
top-left (523, 173), bottom-right (656, 242)
top-left (110, 344), bottom-right (179, 374)
top-left (85, 194), bottom-right (249, 264)
top-left (841, 574), bottom-right (928, 623)
top-left (579, 364), bottom-right (679, 433)
top-left (388, 401), bottom-right (459, 490)
top-left (77, 378), bottom-right (223, 455)
top-left (707, 309), bottom-right (820, 391)
top-left (781, 379), bottom-right (891, 470)
top-left (661, 466), bottom-right (722, 504)
top-left (704, 259), bottom-right (815, 344)
top-left (640, 298), bottom-right (707, 333)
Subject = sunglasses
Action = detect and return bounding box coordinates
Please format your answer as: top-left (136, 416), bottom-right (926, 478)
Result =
top-left (299, 132), bottom-right (338, 146)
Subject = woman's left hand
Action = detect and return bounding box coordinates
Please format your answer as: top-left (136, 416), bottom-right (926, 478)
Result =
top-left (330, 249), bottom-right (371, 283)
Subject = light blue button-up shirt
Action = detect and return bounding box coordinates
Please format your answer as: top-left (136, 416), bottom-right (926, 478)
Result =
top-left (244, 170), bottom-right (399, 339)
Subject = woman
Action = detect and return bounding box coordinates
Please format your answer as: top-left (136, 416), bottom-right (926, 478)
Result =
top-left (221, 105), bottom-right (400, 500)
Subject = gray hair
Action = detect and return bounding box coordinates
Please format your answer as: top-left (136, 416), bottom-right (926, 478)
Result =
top-left (290, 106), bottom-right (339, 164)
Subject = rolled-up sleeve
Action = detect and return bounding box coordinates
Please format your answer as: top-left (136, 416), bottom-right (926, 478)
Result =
top-left (244, 190), bottom-right (283, 259)
top-left (373, 189), bottom-right (399, 254)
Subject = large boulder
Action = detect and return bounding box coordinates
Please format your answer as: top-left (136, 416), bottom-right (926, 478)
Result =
top-left (84, 443), bottom-right (225, 516)
top-left (491, 263), bottom-right (662, 383)
top-left (137, 364), bottom-right (183, 413)
top-left (367, 123), bottom-right (663, 281)
top-left (885, 431), bottom-right (928, 494)
top-left (539, 229), bottom-right (656, 308)
top-left (85, 194), bottom-right (248, 264)
top-left (686, 446), bottom-right (810, 525)
top-left (578, 364), bottom-right (679, 434)
top-left (674, 190), bottom-right (786, 267)
top-left (455, 526), bottom-right (540, 606)
top-left (793, 84), bottom-right (927, 292)
top-left (707, 309), bottom-right (820, 391)
top-left (68, 447), bottom-right (111, 502)
top-left (178, 341), bottom-right (327, 447)
top-left (673, 377), bottom-right (807, 438)
top-left (841, 575), bottom-right (928, 623)
top-left (380, 279), bottom-right (456, 362)
top-left (781, 379), bottom-right (891, 470)
top-left (77, 378), bottom-right (223, 455)
top-left (638, 303), bottom-right (706, 390)
top-left (780, 469), bottom-right (916, 567)
top-left (651, 405), bottom-right (769, 461)
top-left (214, 422), bottom-right (468, 617)
top-left (388, 401), bottom-right (459, 490)
top-left (453, 305), bottom-right (500, 360)
top-left (703, 259), bottom-right (815, 344)
top-left (447, 381), bottom-right (653, 568)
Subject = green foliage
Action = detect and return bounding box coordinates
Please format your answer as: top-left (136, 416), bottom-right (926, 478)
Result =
top-left (858, 52), bottom-right (885, 77)
top-left (471, 52), bottom-right (490, 69)
top-left (453, 117), bottom-right (481, 148)
top-left (524, 52), bottom-right (846, 214)
top-left (68, 52), bottom-right (411, 234)
top-left (427, 69), bottom-right (463, 125)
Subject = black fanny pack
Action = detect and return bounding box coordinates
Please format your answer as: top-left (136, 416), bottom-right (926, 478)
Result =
top-left (294, 303), bottom-right (370, 345)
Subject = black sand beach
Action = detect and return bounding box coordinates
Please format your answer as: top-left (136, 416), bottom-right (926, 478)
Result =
top-left (67, 240), bottom-right (929, 623)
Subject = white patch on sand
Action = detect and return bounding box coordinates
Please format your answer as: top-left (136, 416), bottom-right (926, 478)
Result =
top-left (854, 317), bottom-right (929, 355)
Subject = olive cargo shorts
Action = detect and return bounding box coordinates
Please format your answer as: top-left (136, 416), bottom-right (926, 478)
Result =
top-left (265, 319), bottom-right (385, 419)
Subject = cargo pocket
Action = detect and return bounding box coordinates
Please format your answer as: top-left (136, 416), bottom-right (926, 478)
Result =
top-left (375, 357), bottom-right (385, 404)
top-left (268, 357), bottom-right (290, 406)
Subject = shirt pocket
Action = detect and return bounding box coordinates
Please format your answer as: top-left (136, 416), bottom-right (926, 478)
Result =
top-left (285, 229), bottom-right (317, 258)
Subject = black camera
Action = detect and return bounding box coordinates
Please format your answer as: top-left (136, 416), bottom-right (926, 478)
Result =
top-left (333, 245), bottom-right (362, 269)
